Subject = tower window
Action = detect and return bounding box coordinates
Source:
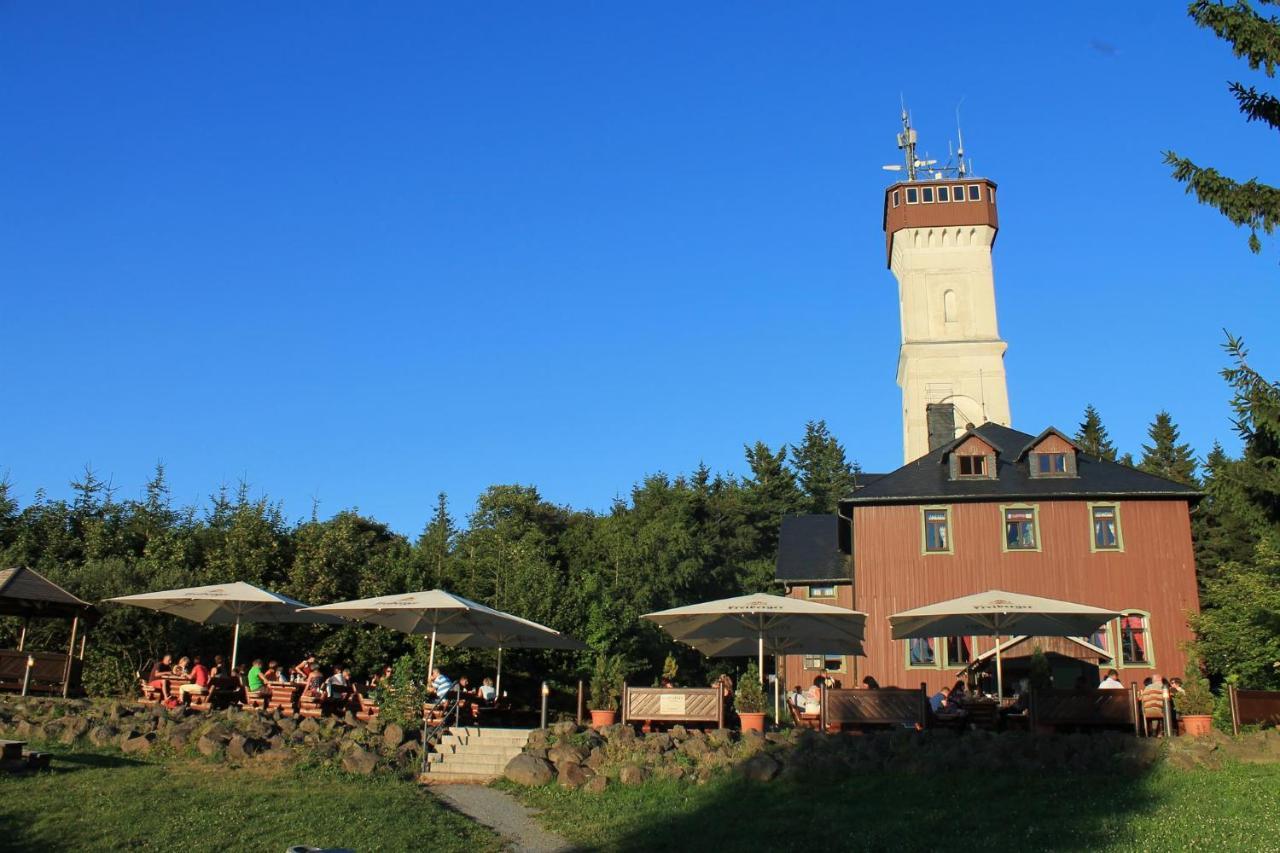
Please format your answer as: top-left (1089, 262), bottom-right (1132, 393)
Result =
top-left (943, 289), bottom-right (958, 323)
top-left (892, 189), bottom-right (900, 207)
top-left (906, 187), bottom-right (918, 204)
top-left (958, 455), bottom-right (986, 476)
top-left (937, 185), bottom-right (950, 202)
top-left (968, 184), bottom-right (981, 201)
top-left (921, 186), bottom-right (935, 203)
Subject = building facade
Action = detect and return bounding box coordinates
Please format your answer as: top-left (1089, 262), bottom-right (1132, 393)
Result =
top-left (777, 423), bottom-right (1201, 695)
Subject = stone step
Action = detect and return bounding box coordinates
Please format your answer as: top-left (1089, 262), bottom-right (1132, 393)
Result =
top-left (434, 743), bottom-right (526, 757)
top-left (425, 749), bottom-right (522, 764)
top-left (438, 733), bottom-right (530, 745)
top-left (424, 759), bottom-right (511, 776)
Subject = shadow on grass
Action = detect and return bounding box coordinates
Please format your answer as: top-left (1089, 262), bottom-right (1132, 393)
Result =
top-left (46, 750), bottom-right (150, 772)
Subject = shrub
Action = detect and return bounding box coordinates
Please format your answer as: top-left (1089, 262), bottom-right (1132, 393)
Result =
top-left (377, 654), bottom-right (426, 730)
top-left (661, 653), bottom-right (679, 684)
top-left (589, 654), bottom-right (629, 712)
top-left (1028, 646), bottom-right (1053, 691)
top-left (734, 663), bottom-right (766, 714)
top-left (1176, 652), bottom-right (1216, 716)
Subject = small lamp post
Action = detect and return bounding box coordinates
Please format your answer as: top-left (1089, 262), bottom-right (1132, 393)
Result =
top-left (540, 681), bottom-right (550, 729)
top-left (21, 655), bottom-right (35, 697)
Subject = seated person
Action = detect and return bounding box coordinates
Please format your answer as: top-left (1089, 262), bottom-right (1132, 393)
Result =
top-left (293, 654), bottom-right (318, 684)
top-left (179, 656), bottom-right (210, 700)
top-left (369, 665), bottom-right (393, 689)
top-left (430, 667), bottom-right (454, 703)
top-left (171, 657), bottom-right (191, 679)
top-left (948, 679), bottom-right (968, 704)
top-left (933, 683), bottom-right (967, 718)
top-left (263, 660), bottom-right (282, 683)
top-left (1099, 669), bottom-right (1125, 690)
top-left (786, 684), bottom-right (805, 709)
top-left (456, 676), bottom-right (475, 699)
top-left (305, 667), bottom-right (327, 699)
top-left (148, 654), bottom-right (175, 697)
top-left (860, 675), bottom-right (880, 690)
top-left (802, 676), bottom-right (824, 715)
top-left (1141, 674), bottom-right (1169, 735)
top-left (245, 659), bottom-right (270, 698)
top-left (478, 677), bottom-right (497, 703)
top-left (209, 655), bottom-right (228, 680)
top-left (660, 676), bottom-right (675, 689)
top-left (1001, 678), bottom-right (1032, 716)
top-left (325, 666), bottom-right (352, 699)
top-left (930, 686), bottom-right (951, 714)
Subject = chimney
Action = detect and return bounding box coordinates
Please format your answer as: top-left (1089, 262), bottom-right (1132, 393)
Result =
top-left (926, 403), bottom-right (956, 452)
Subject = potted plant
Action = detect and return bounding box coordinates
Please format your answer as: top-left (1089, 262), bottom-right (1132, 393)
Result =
top-left (735, 662), bottom-right (767, 733)
top-left (588, 654), bottom-right (625, 728)
top-left (1175, 652), bottom-right (1216, 737)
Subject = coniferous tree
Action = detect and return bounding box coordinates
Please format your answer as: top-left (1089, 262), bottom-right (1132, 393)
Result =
top-left (415, 492), bottom-right (456, 589)
top-left (790, 420), bottom-right (858, 514)
top-left (1139, 411), bottom-right (1200, 486)
top-left (1166, 1), bottom-right (1280, 258)
top-left (1074, 405), bottom-right (1118, 461)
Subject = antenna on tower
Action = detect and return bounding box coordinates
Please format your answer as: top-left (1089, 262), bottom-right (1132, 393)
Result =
top-left (888, 99), bottom-right (919, 181)
top-left (955, 98), bottom-right (968, 178)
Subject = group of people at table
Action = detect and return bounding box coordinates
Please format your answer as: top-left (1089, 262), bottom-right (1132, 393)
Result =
top-left (143, 653), bottom-right (498, 713)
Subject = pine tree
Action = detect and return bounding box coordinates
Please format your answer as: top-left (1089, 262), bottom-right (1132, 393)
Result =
top-left (415, 492), bottom-right (456, 589)
top-left (1074, 405), bottom-right (1118, 461)
top-left (1165, 1), bottom-right (1280, 257)
top-left (1139, 411), bottom-right (1200, 486)
top-left (790, 420), bottom-right (858, 514)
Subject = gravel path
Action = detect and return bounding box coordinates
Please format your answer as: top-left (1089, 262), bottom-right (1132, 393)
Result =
top-left (429, 784), bottom-right (575, 853)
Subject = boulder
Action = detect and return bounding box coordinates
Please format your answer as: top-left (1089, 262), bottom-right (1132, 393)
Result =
top-left (738, 752), bottom-right (781, 782)
top-left (226, 735), bottom-right (264, 761)
top-left (504, 754), bottom-right (555, 787)
top-left (584, 774), bottom-right (609, 794)
top-left (670, 725), bottom-right (689, 741)
top-left (547, 743), bottom-right (589, 766)
top-left (557, 761), bottom-right (589, 789)
top-left (678, 737), bottom-right (710, 759)
top-left (396, 740), bottom-right (422, 761)
top-left (525, 728), bottom-right (551, 749)
top-left (382, 723), bottom-right (407, 749)
top-left (59, 716), bottom-right (91, 744)
top-left (277, 717), bottom-right (298, 735)
top-left (551, 720), bottom-right (578, 738)
top-left (618, 763), bottom-right (648, 786)
top-left (197, 734), bottom-right (226, 757)
top-left (654, 764), bottom-right (685, 781)
top-left (585, 747), bottom-right (607, 770)
top-left (342, 746), bottom-right (378, 776)
top-left (707, 728), bottom-right (733, 747)
top-left (120, 733), bottom-right (154, 755)
top-left (88, 726), bottom-right (119, 748)
top-left (644, 733), bottom-right (673, 752)
top-left (298, 718), bottom-right (321, 734)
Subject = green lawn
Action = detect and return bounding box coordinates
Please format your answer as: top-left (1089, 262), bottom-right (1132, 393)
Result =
top-left (506, 763), bottom-right (1280, 852)
top-left (0, 747), bottom-right (499, 853)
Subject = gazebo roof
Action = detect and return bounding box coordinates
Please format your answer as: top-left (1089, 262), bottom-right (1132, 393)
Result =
top-left (0, 567), bottom-right (98, 622)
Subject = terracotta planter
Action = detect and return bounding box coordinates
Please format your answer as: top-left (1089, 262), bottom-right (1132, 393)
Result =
top-left (738, 711), bottom-right (766, 734)
top-left (590, 709), bottom-right (617, 729)
top-left (1178, 714), bottom-right (1214, 737)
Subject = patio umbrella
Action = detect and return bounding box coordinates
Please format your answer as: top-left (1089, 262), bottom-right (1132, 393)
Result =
top-left (889, 589), bottom-right (1121, 698)
top-left (105, 582), bottom-right (343, 669)
top-left (643, 592), bottom-right (867, 720)
top-left (301, 589), bottom-right (585, 694)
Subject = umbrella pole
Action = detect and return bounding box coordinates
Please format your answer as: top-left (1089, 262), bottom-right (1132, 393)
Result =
top-left (496, 646), bottom-right (503, 697)
top-left (231, 617), bottom-right (242, 671)
top-left (427, 628), bottom-right (437, 681)
top-left (994, 633), bottom-right (1003, 699)
top-left (774, 653), bottom-right (780, 724)
top-left (758, 632), bottom-right (764, 684)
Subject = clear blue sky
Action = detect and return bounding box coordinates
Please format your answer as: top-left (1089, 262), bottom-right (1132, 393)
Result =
top-left (3, 3), bottom-right (1278, 534)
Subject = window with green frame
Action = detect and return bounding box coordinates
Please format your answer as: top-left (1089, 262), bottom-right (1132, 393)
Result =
top-left (1091, 504), bottom-right (1122, 551)
top-left (803, 654), bottom-right (844, 672)
top-left (1004, 506), bottom-right (1038, 550)
top-left (923, 507), bottom-right (951, 553)
top-left (1119, 611), bottom-right (1153, 666)
top-left (945, 636), bottom-right (975, 666)
top-left (906, 637), bottom-right (937, 668)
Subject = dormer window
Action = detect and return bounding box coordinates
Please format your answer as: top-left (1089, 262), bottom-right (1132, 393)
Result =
top-left (1023, 429), bottom-right (1079, 478)
top-left (1037, 453), bottom-right (1067, 474)
top-left (958, 455), bottom-right (986, 476)
top-left (948, 435), bottom-right (998, 481)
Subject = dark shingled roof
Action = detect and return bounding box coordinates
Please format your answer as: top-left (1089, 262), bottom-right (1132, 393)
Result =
top-left (0, 566), bottom-right (98, 620)
top-left (774, 514), bottom-right (850, 583)
top-left (843, 422), bottom-right (1201, 506)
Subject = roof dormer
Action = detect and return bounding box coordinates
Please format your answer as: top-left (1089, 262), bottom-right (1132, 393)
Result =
top-left (1017, 427), bottom-right (1079, 478)
top-left (947, 434), bottom-right (998, 481)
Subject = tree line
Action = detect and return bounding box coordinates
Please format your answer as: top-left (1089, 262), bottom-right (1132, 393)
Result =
top-left (2, 341), bottom-right (1278, 697)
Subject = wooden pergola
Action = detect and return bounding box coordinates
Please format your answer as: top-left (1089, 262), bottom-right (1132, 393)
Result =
top-left (0, 567), bottom-right (98, 697)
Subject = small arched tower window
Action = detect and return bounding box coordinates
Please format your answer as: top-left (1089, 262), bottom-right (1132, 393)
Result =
top-left (943, 289), bottom-right (958, 323)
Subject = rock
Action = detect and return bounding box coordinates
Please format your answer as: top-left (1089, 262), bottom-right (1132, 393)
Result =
top-left (618, 763), bottom-right (648, 786)
top-left (382, 723), bottom-right (407, 749)
top-left (258, 747), bottom-right (294, 764)
top-left (89, 726), bottom-right (119, 747)
top-left (298, 718), bottom-right (321, 734)
top-left (547, 743), bottom-right (589, 765)
top-left (120, 733), bottom-right (154, 755)
top-left (196, 733), bottom-right (224, 757)
top-left (277, 717), bottom-right (298, 735)
top-left (551, 720), bottom-right (578, 738)
top-left (644, 733), bottom-right (673, 752)
top-left (59, 716), bottom-right (91, 743)
top-left (707, 728), bottom-right (733, 747)
top-left (504, 754), bottom-right (555, 786)
top-left (267, 735), bottom-right (286, 751)
top-left (585, 747), bottom-right (607, 770)
top-left (525, 728), bottom-right (551, 749)
top-left (679, 737), bottom-right (710, 759)
top-left (557, 762), bottom-right (589, 789)
top-left (396, 740), bottom-right (422, 761)
top-left (226, 735), bottom-right (263, 761)
top-left (342, 746), bottom-right (378, 775)
top-left (584, 774), bottom-right (609, 794)
top-left (739, 752), bottom-right (781, 782)
top-left (670, 724), bottom-right (689, 741)
top-left (524, 747), bottom-right (549, 761)
top-left (654, 764), bottom-right (684, 781)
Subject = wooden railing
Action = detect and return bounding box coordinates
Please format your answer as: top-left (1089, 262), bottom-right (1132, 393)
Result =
top-left (1229, 684), bottom-right (1280, 735)
top-left (622, 686), bottom-right (724, 728)
top-left (1029, 686), bottom-right (1141, 735)
top-left (820, 684), bottom-right (928, 730)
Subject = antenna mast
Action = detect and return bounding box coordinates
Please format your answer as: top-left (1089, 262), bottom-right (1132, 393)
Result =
top-left (897, 105), bottom-right (918, 181)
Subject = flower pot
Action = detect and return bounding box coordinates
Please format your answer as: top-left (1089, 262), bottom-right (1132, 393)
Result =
top-left (738, 711), bottom-right (766, 734)
top-left (590, 709), bottom-right (617, 729)
top-left (1178, 714), bottom-right (1213, 737)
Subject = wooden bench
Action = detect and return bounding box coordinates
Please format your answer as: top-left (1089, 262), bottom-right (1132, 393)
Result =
top-left (265, 683), bottom-right (302, 716)
top-left (621, 686), bottom-right (725, 730)
top-left (821, 685), bottom-right (928, 731)
top-left (1030, 687), bottom-right (1140, 735)
top-left (0, 650), bottom-right (76, 695)
top-left (1229, 685), bottom-right (1280, 735)
top-left (352, 689), bottom-right (380, 722)
top-left (788, 703), bottom-right (821, 730)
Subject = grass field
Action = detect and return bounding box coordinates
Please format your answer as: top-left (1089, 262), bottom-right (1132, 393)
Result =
top-left (505, 763), bottom-right (1280, 852)
top-left (0, 746), bottom-right (499, 853)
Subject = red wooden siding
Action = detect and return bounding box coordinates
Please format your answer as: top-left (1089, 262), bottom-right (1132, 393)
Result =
top-left (784, 498), bottom-right (1199, 695)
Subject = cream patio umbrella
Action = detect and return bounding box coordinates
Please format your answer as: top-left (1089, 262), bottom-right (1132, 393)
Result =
top-left (889, 589), bottom-right (1121, 699)
top-left (301, 589), bottom-right (586, 693)
top-left (643, 592), bottom-right (867, 720)
top-left (105, 581), bottom-right (344, 669)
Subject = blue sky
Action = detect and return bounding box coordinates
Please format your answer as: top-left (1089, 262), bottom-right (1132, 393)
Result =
top-left (2, 3), bottom-right (1278, 534)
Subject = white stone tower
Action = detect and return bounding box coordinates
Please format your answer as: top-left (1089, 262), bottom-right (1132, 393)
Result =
top-left (882, 113), bottom-right (1011, 462)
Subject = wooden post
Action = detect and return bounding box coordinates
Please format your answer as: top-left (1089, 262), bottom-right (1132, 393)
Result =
top-left (17, 618), bottom-right (29, 652)
top-left (78, 631), bottom-right (87, 660)
top-left (1229, 684), bottom-right (1240, 737)
top-left (62, 616), bottom-right (79, 699)
top-left (621, 683), bottom-right (629, 725)
top-left (920, 682), bottom-right (928, 730)
top-left (576, 679), bottom-right (584, 725)
top-left (716, 684), bottom-right (724, 729)
top-left (819, 681), bottom-right (827, 732)
top-left (1130, 683), bottom-right (1142, 737)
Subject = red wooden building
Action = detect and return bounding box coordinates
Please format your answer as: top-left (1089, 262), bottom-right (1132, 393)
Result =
top-left (776, 422), bottom-right (1201, 696)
